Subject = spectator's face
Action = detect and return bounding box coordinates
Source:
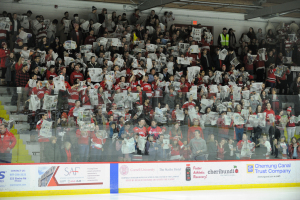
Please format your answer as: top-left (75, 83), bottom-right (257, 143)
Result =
top-left (24, 65), bottom-right (29, 71)
top-left (75, 65), bottom-right (80, 71)
top-left (151, 121), bottom-right (156, 127)
top-left (263, 136), bottom-right (267, 142)
top-left (139, 120), bottom-right (145, 126)
top-left (42, 114), bottom-right (48, 120)
top-left (75, 101), bottom-right (80, 107)
top-left (13, 14), bottom-right (17, 19)
top-left (0, 125), bottom-right (6, 134)
top-left (242, 134), bottom-right (247, 141)
top-left (195, 131), bottom-right (200, 138)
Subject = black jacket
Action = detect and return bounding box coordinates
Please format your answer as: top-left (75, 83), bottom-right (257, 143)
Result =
top-left (201, 53), bottom-right (212, 71)
top-left (70, 30), bottom-right (83, 46)
top-left (60, 148), bottom-right (75, 162)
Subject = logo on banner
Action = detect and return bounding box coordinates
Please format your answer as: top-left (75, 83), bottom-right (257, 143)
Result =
top-left (247, 164), bottom-right (254, 173)
top-left (64, 167), bottom-right (80, 176)
top-left (0, 171), bottom-right (5, 179)
top-left (120, 165), bottom-right (129, 175)
top-left (208, 165), bottom-right (239, 175)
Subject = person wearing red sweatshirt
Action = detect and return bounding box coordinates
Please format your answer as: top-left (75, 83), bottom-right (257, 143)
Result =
top-left (237, 133), bottom-right (255, 159)
top-left (243, 49), bottom-right (254, 75)
top-left (234, 104), bottom-right (244, 142)
top-left (0, 124), bottom-right (16, 163)
top-left (217, 138), bottom-right (226, 160)
top-left (70, 64), bottom-right (84, 85)
top-left (90, 131), bottom-right (106, 162)
top-left (76, 128), bottom-right (91, 162)
top-left (179, 76), bottom-right (191, 93)
top-left (182, 95), bottom-right (196, 109)
top-left (0, 42), bottom-right (10, 81)
top-left (286, 107), bottom-right (296, 144)
top-left (45, 65), bottom-right (57, 80)
top-left (68, 100), bottom-right (81, 119)
top-left (266, 63), bottom-right (276, 89)
top-left (275, 110), bottom-right (284, 140)
top-left (187, 119), bottom-right (204, 143)
top-left (147, 120), bottom-right (162, 140)
top-left (133, 119), bottom-right (147, 137)
top-left (264, 102), bottom-right (275, 154)
top-left (217, 111), bottom-right (234, 139)
top-left (84, 29), bottom-right (96, 45)
top-left (254, 53), bottom-right (268, 82)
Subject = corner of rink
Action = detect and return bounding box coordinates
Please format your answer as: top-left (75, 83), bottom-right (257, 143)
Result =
top-left (0, 160), bottom-right (300, 197)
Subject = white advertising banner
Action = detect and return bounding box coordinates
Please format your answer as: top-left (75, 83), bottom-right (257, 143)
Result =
top-left (119, 160), bottom-right (300, 189)
top-left (0, 164), bottom-right (110, 192)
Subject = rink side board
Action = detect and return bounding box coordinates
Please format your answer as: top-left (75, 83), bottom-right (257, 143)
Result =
top-left (0, 160), bottom-right (300, 197)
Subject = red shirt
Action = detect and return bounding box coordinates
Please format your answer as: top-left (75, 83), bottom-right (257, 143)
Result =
top-left (70, 71), bottom-right (84, 85)
top-left (180, 82), bottom-right (190, 93)
top-left (133, 126), bottom-right (147, 137)
top-left (76, 129), bottom-right (91, 145)
top-left (0, 129), bottom-right (17, 153)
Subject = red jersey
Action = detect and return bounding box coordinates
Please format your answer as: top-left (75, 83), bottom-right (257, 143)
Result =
top-left (133, 126), bottom-right (147, 137)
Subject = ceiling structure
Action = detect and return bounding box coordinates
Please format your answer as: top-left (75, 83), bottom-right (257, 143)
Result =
top-left (85, 0), bottom-right (300, 19)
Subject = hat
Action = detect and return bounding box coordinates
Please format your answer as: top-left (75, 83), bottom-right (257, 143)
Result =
top-left (162, 127), bottom-right (166, 131)
top-left (16, 39), bottom-right (23, 43)
top-left (92, 6), bottom-right (97, 11)
top-left (1, 42), bottom-right (6, 47)
top-left (112, 103), bottom-right (117, 106)
top-left (223, 27), bottom-right (227, 30)
top-left (61, 112), bottom-right (67, 118)
top-left (57, 57), bottom-right (62, 62)
top-left (287, 107), bottom-right (292, 112)
top-left (87, 77), bottom-right (91, 81)
top-left (60, 66), bottom-right (65, 72)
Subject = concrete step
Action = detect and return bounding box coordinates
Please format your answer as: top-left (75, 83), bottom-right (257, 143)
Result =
top-left (4, 105), bottom-right (18, 112)
top-left (0, 96), bottom-right (13, 103)
top-left (9, 114), bottom-right (28, 121)
top-left (14, 123), bottom-right (30, 131)
top-left (31, 155), bottom-right (40, 163)
top-left (19, 133), bottom-right (30, 143)
top-left (26, 143), bottom-right (40, 156)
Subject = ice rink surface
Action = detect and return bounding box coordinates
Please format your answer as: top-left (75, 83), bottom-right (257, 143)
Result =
top-left (2, 187), bottom-right (300, 200)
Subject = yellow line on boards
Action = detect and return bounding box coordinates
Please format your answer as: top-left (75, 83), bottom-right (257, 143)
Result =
top-left (0, 189), bottom-right (110, 197)
top-left (1, 183), bottom-right (300, 197)
top-left (118, 183), bottom-right (300, 193)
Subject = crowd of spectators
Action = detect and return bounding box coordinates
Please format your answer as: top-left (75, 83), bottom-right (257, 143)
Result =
top-left (0, 6), bottom-right (300, 163)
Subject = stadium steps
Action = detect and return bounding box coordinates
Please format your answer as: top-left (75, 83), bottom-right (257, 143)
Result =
top-left (0, 94), bottom-right (34, 163)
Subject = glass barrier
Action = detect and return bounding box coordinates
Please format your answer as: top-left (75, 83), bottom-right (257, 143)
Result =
top-left (1, 86), bottom-right (300, 164)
